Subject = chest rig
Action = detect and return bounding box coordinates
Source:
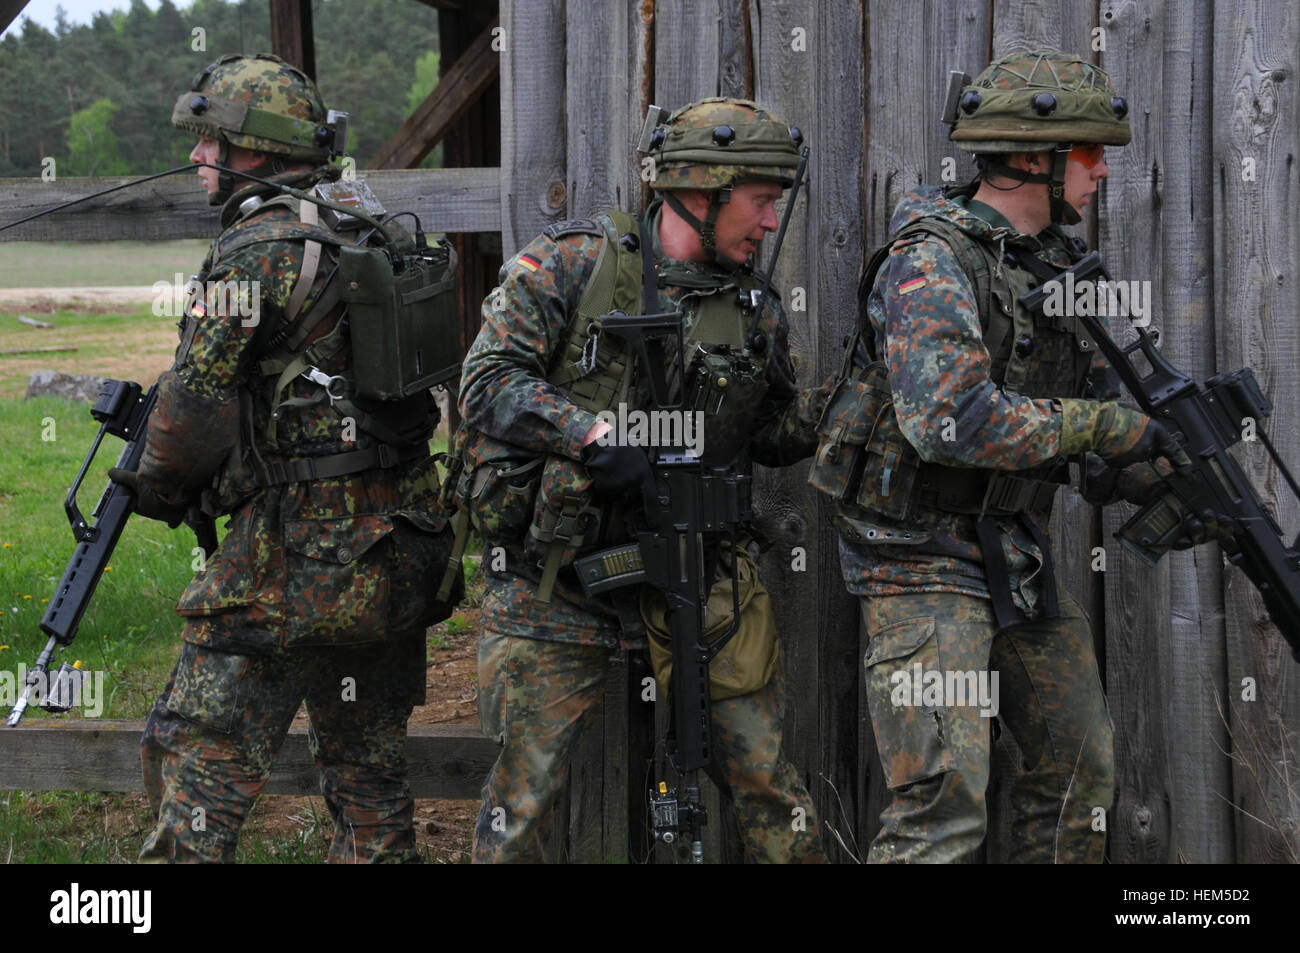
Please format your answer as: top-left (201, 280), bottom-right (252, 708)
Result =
top-left (183, 184), bottom-right (456, 512)
top-left (438, 207), bottom-right (772, 604)
top-left (814, 198), bottom-right (1091, 533)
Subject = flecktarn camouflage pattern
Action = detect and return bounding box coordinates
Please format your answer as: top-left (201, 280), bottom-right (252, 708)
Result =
top-left (837, 178), bottom-right (1119, 862)
top-left (459, 181), bottom-right (829, 861)
top-left (139, 78), bottom-right (455, 861)
top-left (172, 53), bottom-right (331, 162)
top-left (646, 98), bottom-right (802, 191)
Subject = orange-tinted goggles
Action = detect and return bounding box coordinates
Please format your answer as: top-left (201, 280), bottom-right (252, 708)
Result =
top-left (1068, 143), bottom-right (1106, 169)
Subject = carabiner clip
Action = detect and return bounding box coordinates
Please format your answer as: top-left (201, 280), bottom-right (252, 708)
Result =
top-left (302, 366), bottom-right (347, 406)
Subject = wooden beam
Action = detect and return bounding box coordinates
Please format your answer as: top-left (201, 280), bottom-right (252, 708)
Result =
top-left (0, 0), bottom-right (31, 36)
top-left (371, 16), bottom-right (501, 170)
top-left (269, 0), bottom-right (317, 79)
top-left (0, 167), bottom-right (503, 242)
top-left (0, 720), bottom-right (497, 798)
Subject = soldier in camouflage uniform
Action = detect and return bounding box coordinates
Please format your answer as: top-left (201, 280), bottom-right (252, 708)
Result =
top-left (824, 51), bottom-right (1183, 863)
top-left (459, 99), bottom-right (828, 863)
top-left (122, 54), bottom-right (456, 863)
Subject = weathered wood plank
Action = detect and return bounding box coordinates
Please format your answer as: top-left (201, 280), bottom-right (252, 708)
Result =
top-left (268, 0), bottom-right (316, 78)
top-left (499, 0), bottom-right (567, 259)
top-left (654, 0), bottom-right (723, 107)
top-left (0, 721), bottom-right (497, 799)
top-left (1151, 0), bottom-right (1233, 864)
top-left (992, 0), bottom-right (1095, 58)
top-left (1212, 0), bottom-right (1300, 865)
top-left (719, 0), bottom-right (754, 99)
top-left (1098, 0), bottom-right (1178, 865)
top-left (371, 17), bottom-right (501, 171)
top-left (556, 0), bottom-right (650, 863)
top-left (0, 168), bottom-right (502, 241)
top-left (750, 0), bottom-right (831, 861)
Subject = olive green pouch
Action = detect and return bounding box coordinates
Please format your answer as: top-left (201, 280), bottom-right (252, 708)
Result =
top-left (808, 359), bottom-right (924, 529)
top-left (641, 546), bottom-right (778, 701)
top-left (339, 241), bottom-right (459, 400)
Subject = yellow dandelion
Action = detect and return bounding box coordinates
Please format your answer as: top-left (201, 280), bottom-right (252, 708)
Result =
top-left (22, 595), bottom-right (31, 600)
top-left (0, 646), bottom-right (8, 651)
top-left (41, 598), bottom-right (49, 603)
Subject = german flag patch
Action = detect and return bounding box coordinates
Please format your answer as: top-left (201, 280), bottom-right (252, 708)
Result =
top-left (898, 275), bottom-right (926, 296)
top-left (517, 254), bottom-right (542, 273)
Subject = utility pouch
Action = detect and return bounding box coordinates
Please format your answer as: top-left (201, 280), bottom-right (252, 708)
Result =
top-left (808, 359), bottom-right (927, 534)
top-left (468, 453), bottom-right (546, 541)
top-left (807, 361), bottom-right (890, 504)
top-left (641, 546), bottom-right (778, 701)
top-left (524, 456), bottom-right (601, 561)
top-left (340, 240), bottom-right (460, 400)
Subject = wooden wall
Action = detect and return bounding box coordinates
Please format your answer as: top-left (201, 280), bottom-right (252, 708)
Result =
top-left (2, 0), bottom-right (1295, 863)
top-left (492, 0), bottom-right (1298, 864)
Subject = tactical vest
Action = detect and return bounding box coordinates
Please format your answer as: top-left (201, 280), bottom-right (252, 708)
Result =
top-left (438, 206), bottom-right (773, 603)
top-left (181, 192), bottom-right (454, 513)
top-left (810, 197), bottom-right (1092, 540)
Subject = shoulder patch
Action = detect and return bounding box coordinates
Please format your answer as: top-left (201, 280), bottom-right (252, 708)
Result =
top-left (543, 218), bottom-right (603, 240)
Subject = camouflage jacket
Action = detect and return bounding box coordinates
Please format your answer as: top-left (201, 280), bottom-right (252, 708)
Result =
top-left (839, 185), bottom-right (1110, 615)
top-left (460, 204), bottom-right (830, 648)
top-left (137, 186), bottom-right (447, 653)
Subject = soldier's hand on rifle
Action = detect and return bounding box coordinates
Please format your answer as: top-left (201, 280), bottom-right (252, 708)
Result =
top-left (581, 441), bottom-right (655, 503)
top-left (1059, 399), bottom-right (1190, 469)
top-left (106, 467), bottom-right (187, 528)
top-left (1080, 454), bottom-right (1169, 506)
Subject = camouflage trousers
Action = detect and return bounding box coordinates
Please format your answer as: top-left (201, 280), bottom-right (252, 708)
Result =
top-left (861, 591), bottom-right (1113, 863)
top-left (473, 629), bottom-right (823, 863)
top-left (140, 629), bottom-right (425, 863)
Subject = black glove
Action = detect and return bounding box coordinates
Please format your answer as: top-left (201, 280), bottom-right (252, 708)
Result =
top-left (1107, 419), bottom-right (1189, 470)
top-left (107, 467), bottom-right (187, 528)
top-left (581, 442), bottom-right (654, 503)
top-left (1081, 455), bottom-right (1167, 507)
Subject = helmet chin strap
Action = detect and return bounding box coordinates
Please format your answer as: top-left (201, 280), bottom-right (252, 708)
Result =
top-left (662, 188), bottom-right (743, 271)
top-left (981, 145), bottom-right (1080, 226)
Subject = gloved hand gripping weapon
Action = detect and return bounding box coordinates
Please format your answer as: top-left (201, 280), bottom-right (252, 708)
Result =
top-left (573, 145), bottom-right (809, 861)
top-left (1021, 253), bottom-right (1300, 657)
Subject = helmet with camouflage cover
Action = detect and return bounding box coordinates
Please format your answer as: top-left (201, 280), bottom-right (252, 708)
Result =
top-left (173, 53), bottom-right (344, 206)
top-left (946, 50), bottom-right (1129, 224)
top-left (639, 98), bottom-right (804, 263)
top-left (644, 97), bottom-right (803, 191)
top-left (172, 52), bottom-right (334, 163)
top-left (949, 50), bottom-right (1130, 153)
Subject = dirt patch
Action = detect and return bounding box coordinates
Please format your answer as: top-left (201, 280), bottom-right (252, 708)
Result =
top-left (0, 287), bottom-right (160, 310)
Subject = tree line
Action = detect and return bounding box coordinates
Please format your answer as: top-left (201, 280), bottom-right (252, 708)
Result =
top-left (0, 0), bottom-right (442, 178)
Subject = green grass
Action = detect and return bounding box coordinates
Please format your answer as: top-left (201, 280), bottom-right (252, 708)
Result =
top-left (0, 241), bottom-right (211, 288)
top-left (0, 305), bottom-right (174, 395)
top-left (0, 395), bottom-right (194, 721)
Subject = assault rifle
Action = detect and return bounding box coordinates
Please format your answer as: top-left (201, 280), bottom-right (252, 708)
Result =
top-left (573, 145), bottom-right (810, 861)
top-left (8, 380), bottom-right (217, 726)
top-left (1021, 253), bottom-right (1300, 657)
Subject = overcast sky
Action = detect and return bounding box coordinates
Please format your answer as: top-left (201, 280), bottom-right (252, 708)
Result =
top-left (3, 0), bottom-right (163, 36)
